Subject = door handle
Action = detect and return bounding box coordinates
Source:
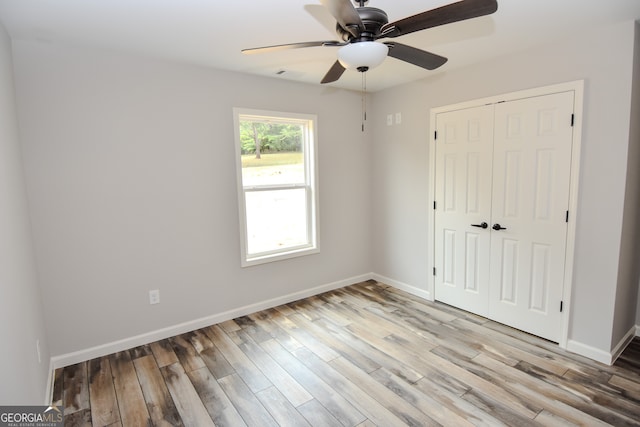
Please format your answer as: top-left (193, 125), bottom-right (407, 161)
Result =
top-left (471, 222), bottom-right (488, 229)
top-left (492, 223), bottom-right (507, 231)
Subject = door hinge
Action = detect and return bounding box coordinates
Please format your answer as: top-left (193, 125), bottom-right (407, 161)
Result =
top-left (571, 114), bottom-right (575, 127)
top-left (566, 211), bottom-right (569, 223)
top-left (560, 301), bottom-right (564, 312)
top-left (433, 267), bottom-right (436, 276)
top-left (433, 201), bottom-right (437, 210)
top-left (434, 130), bottom-right (437, 140)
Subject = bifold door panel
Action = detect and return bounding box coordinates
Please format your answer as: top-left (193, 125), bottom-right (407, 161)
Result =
top-left (434, 104), bottom-right (494, 317)
top-left (434, 91), bottom-right (575, 342)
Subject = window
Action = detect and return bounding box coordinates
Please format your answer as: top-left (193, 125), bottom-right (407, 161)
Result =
top-left (233, 108), bottom-right (319, 266)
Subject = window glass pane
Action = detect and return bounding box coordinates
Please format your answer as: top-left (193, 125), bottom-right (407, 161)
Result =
top-left (241, 151), bottom-right (305, 187)
top-left (239, 121), bottom-right (305, 187)
top-left (245, 188), bottom-right (309, 255)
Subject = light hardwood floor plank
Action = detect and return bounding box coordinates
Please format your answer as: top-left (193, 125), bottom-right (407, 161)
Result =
top-left (186, 329), bottom-right (215, 353)
top-left (149, 339), bottom-right (179, 368)
top-left (88, 357), bottom-right (119, 426)
top-left (129, 344), bottom-right (152, 360)
top-left (249, 308), bottom-right (305, 353)
top-left (236, 330), bottom-right (313, 407)
top-left (312, 317), bottom-right (424, 384)
top-left (413, 373), bottom-right (507, 427)
top-left (296, 399), bottom-right (343, 427)
top-left (259, 338), bottom-right (368, 427)
top-left (203, 324), bottom-right (272, 393)
top-left (609, 374), bottom-right (640, 401)
top-left (235, 315), bottom-right (274, 343)
top-left (329, 356), bottom-right (440, 426)
top-left (471, 353), bottom-right (611, 426)
top-left (256, 386), bottom-right (313, 427)
top-left (461, 388), bottom-right (541, 427)
top-left (199, 344), bottom-right (235, 380)
top-left (132, 355), bottom-right (183, 427)
top-left (63, 362), bottom-right (90, 416)
top-left (269, 311), bottom-right (341, 362)
top-left (109, 351), bottom-right (152, 427)
top-left (369, 367), bottom-right (475, 427)
top-left (169, 334), bottom-right (206, 373)
top-left (218, 373), bottom-right (279, 427)
top-left (292, 347), bottom-right (412, 426)
top-left (186, 366), bottom-right (247, 427)
top-left (63, 408), bottom-right (92, 427)
top-left (160, 362), bottom-right (215, 427)
top-left (286, 310), bottom-right (381, 374)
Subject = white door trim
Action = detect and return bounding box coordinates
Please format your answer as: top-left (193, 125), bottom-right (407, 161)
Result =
top-left (427, 80), bottom-right (584, 349)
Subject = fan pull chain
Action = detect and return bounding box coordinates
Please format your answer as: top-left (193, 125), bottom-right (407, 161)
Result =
top-left (361, 71), bottom-right (367, 132)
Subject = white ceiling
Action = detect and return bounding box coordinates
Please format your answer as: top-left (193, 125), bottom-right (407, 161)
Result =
top-left (1, 0), bottom-right (639, 92)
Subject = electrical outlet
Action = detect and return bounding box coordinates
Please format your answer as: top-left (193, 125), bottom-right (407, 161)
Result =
top-left (395, 112), bottom-right (402, 124)
top-left (149, 289), bottom-right (160, 305)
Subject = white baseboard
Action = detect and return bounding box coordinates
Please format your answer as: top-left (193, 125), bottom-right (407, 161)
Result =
top-left (565, 340), bottom-right (613, 365)
top-left (44, 359), bottom-right (55, 405)
top-left (49, 273), bottom-right (371, 370)
top-left (566, 324), bottom-right (637, 366)
top-left (371, 273), bottom-right (432, 301)
top-left (610, 325), bottom-right (638, 364)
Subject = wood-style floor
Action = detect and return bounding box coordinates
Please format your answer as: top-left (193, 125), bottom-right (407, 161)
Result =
top-left (52, 280), bottom-right (640, 426)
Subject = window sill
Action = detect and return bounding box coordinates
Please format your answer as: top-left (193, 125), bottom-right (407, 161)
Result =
top-left (242, 246), bottom-right (320, 267)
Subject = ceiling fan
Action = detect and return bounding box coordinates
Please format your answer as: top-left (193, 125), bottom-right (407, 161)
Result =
top-left (242, 0), bottom-right (498, 84)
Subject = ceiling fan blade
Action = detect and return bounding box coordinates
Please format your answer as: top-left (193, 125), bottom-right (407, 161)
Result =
top-left (242, 41), bottom-right (344, 54)
top-left (319, 0), bottom-right (364, 38)
top-left (385, 42), bottom-right (448, 70)
top-left (305, 4), bottom-right (340, 36)
top-left (321, 60), bottom-right (346, 84)
top-left (380, 0), bottom-right (498, 38)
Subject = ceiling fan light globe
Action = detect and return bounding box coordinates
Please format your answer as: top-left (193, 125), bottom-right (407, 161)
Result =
top-left (337, 42), bottom-right (388, 71)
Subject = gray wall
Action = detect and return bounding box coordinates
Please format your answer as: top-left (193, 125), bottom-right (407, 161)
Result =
top-left (615, 21), bottom-right (640, 348)
top-left (370, 19), bottom-right (639, 354)
top-left (633, 22), bottom-right (640, 333)
top-left (0, 24), bottom-right (49, 404)
top-left (12, 40), bottom-right (373, 357)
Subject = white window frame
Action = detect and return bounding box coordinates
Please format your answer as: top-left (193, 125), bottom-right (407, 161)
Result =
top-left (233, 108), bottom-right (320, 267)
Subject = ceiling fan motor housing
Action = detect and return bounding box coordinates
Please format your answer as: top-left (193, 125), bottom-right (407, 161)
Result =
top-left (336, 7), bottom-right (389, 42)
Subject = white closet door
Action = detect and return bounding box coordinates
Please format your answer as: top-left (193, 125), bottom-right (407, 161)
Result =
top-left (434, 105), bottom-right (494, 316)
top-left (489, 91), bottom-right (574, 342)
